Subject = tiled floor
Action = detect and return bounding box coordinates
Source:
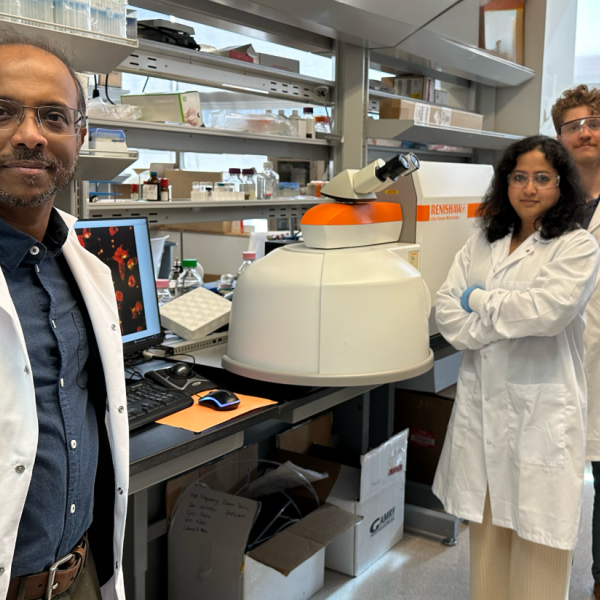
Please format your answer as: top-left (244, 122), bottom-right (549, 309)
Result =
top-left (315, 465), bottom-right (597, 600)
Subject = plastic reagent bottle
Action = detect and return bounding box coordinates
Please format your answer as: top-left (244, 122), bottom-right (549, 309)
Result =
top-left (254, 170), bottom-right (266, 200)
top-left (289, 109), bottom-right (307, 138)
top-left (303, 107), bottom-right (316, 139)
top-left (176, 259), bottom-right (204, 297)
top-left (155, 279), bottom-right (174, 306)
top-left (236, 251), bottom-right (256, 281)
top-left (261, 162), bottom-right (280, 200)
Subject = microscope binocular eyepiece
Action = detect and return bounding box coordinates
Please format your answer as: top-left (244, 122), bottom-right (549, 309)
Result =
top-left (375, 153), bottom-right (420, 182)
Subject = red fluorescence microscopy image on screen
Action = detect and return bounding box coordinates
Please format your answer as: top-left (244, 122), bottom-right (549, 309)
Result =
top-left (75, 225), bottom-right (147, 336)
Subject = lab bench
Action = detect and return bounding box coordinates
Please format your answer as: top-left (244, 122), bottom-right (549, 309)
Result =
top-left (123, 345), bottom-right (390, 600)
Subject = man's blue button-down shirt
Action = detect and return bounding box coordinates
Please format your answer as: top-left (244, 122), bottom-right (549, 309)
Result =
top-left (2, 210), bottom-right (99, 576)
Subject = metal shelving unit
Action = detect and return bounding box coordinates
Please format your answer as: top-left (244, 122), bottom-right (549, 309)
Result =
top-left (89, 118), bottom-right (332, 160)
top-left (371, 32), bottom-right (535, 89)
top-left (84, 197), bottom-right (324, 225)
top-left (366, 119), bottom-right (522, 151)
top-left (76, 149), bottom-right (139, 181)
top-left (120, 39), bottom-right (334, 105)
top-left (367, 144), bottom-right (473, 164)
top-left (0, 14), bottom-right (138, 73)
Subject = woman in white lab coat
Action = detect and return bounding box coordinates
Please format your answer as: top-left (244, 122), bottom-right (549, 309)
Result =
top-left (433, 135), bottom-right (600, 600)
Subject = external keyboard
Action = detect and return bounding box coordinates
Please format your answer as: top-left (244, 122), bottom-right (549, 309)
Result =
top-left (126, 378), bottom-right (194, 431)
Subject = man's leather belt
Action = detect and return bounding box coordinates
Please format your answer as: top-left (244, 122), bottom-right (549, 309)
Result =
top-left (7, 537), bottom-right (87, 600)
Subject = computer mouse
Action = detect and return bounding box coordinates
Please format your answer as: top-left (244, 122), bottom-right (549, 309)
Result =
top-left (168, 363), bottom-right (193, 379)
top-left (198, 389), bottom-right (240, 411)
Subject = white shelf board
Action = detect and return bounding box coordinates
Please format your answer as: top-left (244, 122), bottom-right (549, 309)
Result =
top-left (76, 149), bottom-right (138, 181)
top-left (0, 14), bottom-right (138, 74)
top-left (85, 197), bottom-right (326, 225)
top-left (366, 120), bottom-right (522, 151)
top-left (371, 31), bottom-right (535, 88)
top-left (120, 39), bottom-right (334, 105)
top-left (89, 118), bottom-right (333, 160)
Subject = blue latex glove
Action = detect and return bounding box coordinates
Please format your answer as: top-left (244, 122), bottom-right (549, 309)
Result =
top-left (461, 286), bottom-right (483, 313)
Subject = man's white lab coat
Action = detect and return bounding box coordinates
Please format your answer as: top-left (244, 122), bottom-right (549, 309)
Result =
top-left (433, 227), bottom-right (599, 550)
top-left (0, 210), bottom-right (128, 599)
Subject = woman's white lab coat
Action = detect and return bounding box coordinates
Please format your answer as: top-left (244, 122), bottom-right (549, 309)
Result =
top-left (432, 227), bottom-right (599, 550)
top-left (0, 210), bottom-right (128, 600)
top-left (585, 206), bottom-right (600, 460)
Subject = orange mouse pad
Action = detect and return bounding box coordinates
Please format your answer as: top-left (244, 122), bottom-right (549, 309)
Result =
top-left (156, 389), bottom-right (277, 433)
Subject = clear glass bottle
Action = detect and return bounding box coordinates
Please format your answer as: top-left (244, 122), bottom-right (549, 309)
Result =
top-left (227, 168), bottom-right (243, 192)
top-left (142, 171), bottom-right (160, 201)
top-left (241, 168), bottom-right (256, 200)
top-left (176, 258), bottom-right (204, 297)
top-left (235, 251), bottom-right (256, 281)
top-left (254, 170), bottom-right (266, 200)
top-left (303, 107), bottom-right (316, 139)
top-left (261, 162), bottom-right (280, 200)
top-left (155, 279), bottom-right (173, 306)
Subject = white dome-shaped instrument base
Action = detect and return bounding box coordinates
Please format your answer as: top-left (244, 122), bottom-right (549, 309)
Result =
top-left (223, 242), bottom-right (433, 387)
top-left (222, 349), bottom-right (434, 386)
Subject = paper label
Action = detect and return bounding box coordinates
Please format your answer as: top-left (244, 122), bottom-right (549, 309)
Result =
top-left (142, 184), bottom-right (158, 201)
top-left (408, 251), bottom-right (420, 270)
top-left (441, 108), bottom-right (452, 127)
top-left (410, 429), bottom-right (435, 447)
top-left (414, 103), bottom-right (431, 125)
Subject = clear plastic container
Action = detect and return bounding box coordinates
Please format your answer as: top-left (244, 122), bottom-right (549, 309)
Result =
top-left (126, 7), bottom-right (137, 38)
top-left (176, 258), bottom-right (204, 297)
top-left (156, 279), bottom-right (174, 306)
top-left (2, 0), bottom-right (21, 18)
top-left (279, 182), bottom-right (300, 197)
top-left (20, 0), bottom-right (53, 24)
top-left (236, 251), bottom-right (256, 281)
top-left (261, 161), bottom-right (280, 200)
top-left (55, 0), bottom-right (91, 31)
top-left (315, 116), bottom-right (330, 133)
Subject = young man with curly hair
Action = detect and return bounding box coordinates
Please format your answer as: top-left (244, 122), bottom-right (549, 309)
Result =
top-left (555, 84), bottom-right (600, 599)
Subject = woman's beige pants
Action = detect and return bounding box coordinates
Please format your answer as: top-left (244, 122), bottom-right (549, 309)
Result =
top-left (469, 491), bottom-right (573, 600)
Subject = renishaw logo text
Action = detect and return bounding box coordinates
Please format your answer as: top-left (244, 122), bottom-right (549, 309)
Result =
top-left (370, 506), bottom-right (396, 536)
top-left (430, 203), bottom-right (467, 216)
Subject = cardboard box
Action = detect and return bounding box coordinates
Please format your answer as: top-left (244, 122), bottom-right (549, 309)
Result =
top-left (394, 389), bottom-right (454, 486)
top-left (379, 98), bottom-right (484, 131)
top-left (165, 444), bottom-right (259, 519)
top-left (163, 169), bottom-right (222, 199)
top-left (217, 44), bottom-right (258, 64)
top-left (168, 447), bottom-right (358, 600)
top-left (323, 429), bottom-right (408, 576)
top-left (97, 72), bottom-right (122, 88)
top-left (382, 75), bottom-right (434, 101)
top-left (121, 91), bottom-right (203, 127)
top-left (258, 53), bottom-right (300, 73)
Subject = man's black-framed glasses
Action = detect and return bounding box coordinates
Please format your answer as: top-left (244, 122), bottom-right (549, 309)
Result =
top-left (0, 99), bottom-right (85, 136)
top-left (559, 116), bottom-right (600, 136)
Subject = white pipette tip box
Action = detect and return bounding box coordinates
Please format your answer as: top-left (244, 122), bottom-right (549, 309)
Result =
top-left (159, 286), bottom-right (231, 341)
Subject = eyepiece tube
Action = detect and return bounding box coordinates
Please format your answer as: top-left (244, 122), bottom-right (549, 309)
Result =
top-left (400, 153), bottom-right (420, 176)
top-left (375, 154), bottom-right (410, 182)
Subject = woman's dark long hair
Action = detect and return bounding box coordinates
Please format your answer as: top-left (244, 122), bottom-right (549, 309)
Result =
top-left (478, 135), bottom-right (587, 243)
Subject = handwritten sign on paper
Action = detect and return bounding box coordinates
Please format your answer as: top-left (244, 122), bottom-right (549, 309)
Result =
top-left (169, 485), bottom-right (259, 600)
